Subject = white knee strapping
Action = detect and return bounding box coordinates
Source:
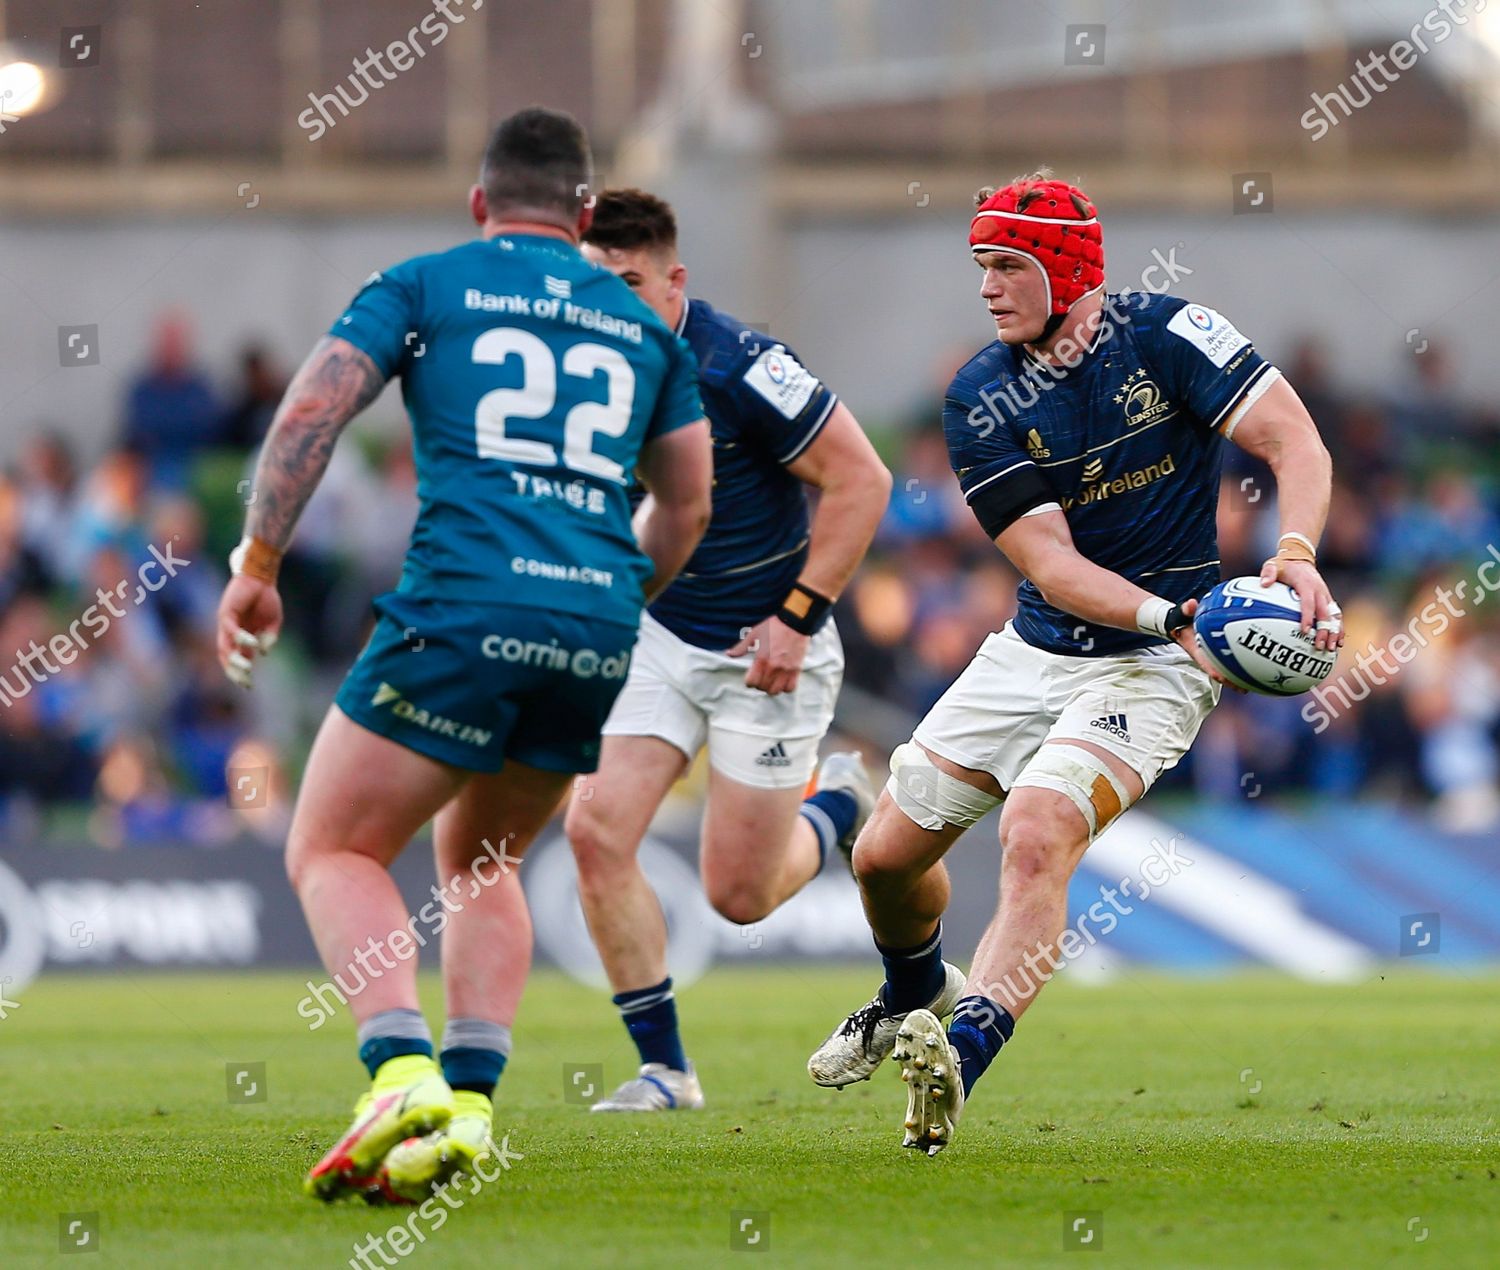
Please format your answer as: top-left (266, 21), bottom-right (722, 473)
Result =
top-left (1011, 744), bottom-right (1133, 838)
top-left (886, 742), bottom-right (1002, 831)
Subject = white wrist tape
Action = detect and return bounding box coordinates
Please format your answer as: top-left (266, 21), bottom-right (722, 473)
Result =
top-left (1135, 597), bottom-right (1174, 638)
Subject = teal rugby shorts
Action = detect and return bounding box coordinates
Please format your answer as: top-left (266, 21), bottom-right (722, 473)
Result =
top-left (336, 593), bottom-right (638, 773)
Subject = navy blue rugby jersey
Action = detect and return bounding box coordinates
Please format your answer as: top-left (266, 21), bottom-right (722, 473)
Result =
top-left (645, 299), bottom-right (839, 649)
top-left (944, 291), bottom-right (1280, 656)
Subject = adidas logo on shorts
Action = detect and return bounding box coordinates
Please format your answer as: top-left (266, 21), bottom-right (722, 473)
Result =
top-left (1089, 712), bottom-right (1131, 741)
top-left (756, 742), bottom-right (792, 767)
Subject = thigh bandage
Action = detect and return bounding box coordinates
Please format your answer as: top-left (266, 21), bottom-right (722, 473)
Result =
top-left (1011, 743), bottom-right (1134, 839)
top-left (886, 742), bottom-right (1003, 831)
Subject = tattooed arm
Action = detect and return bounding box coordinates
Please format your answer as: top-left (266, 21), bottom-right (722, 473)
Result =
top-left (216, 336), bottom-right (388, 686)
top-left (245, 336), bottom-right (388, 548)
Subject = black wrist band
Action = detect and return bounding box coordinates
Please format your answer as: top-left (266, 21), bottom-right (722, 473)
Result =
top-left (1164, 601), bottom-right (1192, 638)
top-left (777, 582), bottom-right (833, 635)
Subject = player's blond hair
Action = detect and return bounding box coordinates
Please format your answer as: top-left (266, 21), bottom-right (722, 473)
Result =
top-left (973, 167), bottom-right (1092, 217)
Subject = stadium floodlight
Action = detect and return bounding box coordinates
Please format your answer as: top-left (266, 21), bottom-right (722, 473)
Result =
top-left (1477, 8), bottom-right (1500, 59)
top-left (0, 51), bottom-right (52, 118)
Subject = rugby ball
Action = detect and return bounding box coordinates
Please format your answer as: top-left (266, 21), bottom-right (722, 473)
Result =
top-left (1192, 577), bottom-right (1338, 696)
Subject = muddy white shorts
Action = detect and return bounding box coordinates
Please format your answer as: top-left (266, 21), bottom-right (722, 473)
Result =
top-left (910, 622), bottom-right (1219, 819)
top-left (602, 610), bottom-right (844, 789)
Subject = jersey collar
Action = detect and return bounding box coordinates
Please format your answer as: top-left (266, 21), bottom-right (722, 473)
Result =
top-left (1020, 303), bottom-right (1111, 375)
top-left (674, 298), bottom-right (692, 337)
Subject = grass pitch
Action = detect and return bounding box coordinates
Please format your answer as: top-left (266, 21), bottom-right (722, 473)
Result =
top-left (2, 967), bottom-right (1496, 1268)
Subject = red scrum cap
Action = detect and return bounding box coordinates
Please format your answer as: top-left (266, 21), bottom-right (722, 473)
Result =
top-left (970, 177), bottom-right (1103, 317)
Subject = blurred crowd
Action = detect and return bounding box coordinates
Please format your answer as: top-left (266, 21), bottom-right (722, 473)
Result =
top-left (3, 317), bottom-right (1499, 844)
top-left (0, 316), bottom-right (419, 846)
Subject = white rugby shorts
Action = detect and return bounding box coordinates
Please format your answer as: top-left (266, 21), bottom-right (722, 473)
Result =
top-left (602, 610), bottom-right (844, 789)
top-left (913, 622), bottom-right (1220, 796)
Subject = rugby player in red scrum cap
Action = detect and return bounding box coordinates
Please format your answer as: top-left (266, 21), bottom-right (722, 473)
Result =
top-left (805, 170), bottom-right (1344, 1154)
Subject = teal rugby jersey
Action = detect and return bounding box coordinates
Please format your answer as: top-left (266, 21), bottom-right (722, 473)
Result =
top-left (332, 234), bottom-right (703, 626)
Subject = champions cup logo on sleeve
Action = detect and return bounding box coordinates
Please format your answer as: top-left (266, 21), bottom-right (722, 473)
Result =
top-left (744, 346), bottom-right (818, 419)
top-left (1166, 304), bottom-right (1250, 368)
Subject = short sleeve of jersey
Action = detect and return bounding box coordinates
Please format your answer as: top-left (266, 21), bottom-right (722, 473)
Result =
top-left (646, 335), bottom-right (706, 440)
top-left (1151, 298), bottom-right (1279, 433)
top-left (943, 367), bottom-right (1057, 538)
top-left (329, 263), bottom-right (420, 379)
top-left (731, 342), bottom-right (838, 465)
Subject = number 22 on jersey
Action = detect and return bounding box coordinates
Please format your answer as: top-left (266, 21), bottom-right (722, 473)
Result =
top-left (473, 328), bottom-right (636, 483)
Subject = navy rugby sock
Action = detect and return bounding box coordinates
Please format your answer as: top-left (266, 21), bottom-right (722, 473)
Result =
top-left (946, 995), bottom-right (1015, 1096)
top-left (614, 977), bottom-right (688, 1073)
top-left (799, 789), bottom-right (859, 869)
top-left (875, 924), bottom-right (946, 1014)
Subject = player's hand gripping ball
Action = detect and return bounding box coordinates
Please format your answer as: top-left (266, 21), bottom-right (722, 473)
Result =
top-left (1192, 577), bottom-right (1339, 696)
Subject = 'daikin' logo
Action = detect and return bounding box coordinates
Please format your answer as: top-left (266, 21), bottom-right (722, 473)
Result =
top-left (1115, 368), bottom-right (1174, 428)
top-left (1026, 428), bottom-right (1051, 459)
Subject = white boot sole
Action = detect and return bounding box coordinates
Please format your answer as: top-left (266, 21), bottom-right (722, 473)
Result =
top-left (893, 1008), bottom-right (963, 1157)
